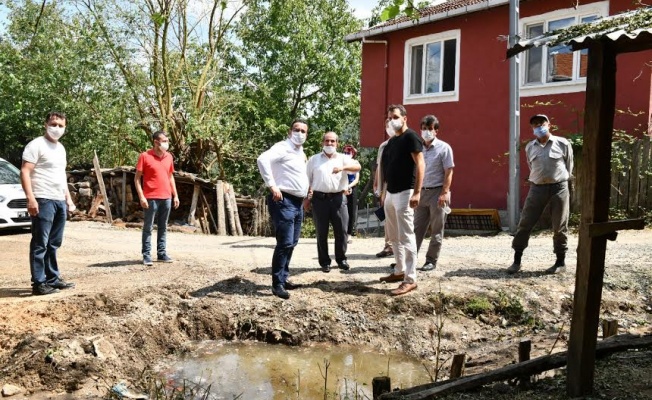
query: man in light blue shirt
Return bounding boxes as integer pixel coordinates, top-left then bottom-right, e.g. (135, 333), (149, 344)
(509, 114), (574, 275)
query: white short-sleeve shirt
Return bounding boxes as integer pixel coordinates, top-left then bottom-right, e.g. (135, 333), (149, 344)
(22, 136), (68, 201)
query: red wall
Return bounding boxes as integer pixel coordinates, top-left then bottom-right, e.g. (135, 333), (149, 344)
(358, 0), (652, 210)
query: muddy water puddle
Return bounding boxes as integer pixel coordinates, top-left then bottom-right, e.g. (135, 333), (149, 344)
(160, 341), (431, 399)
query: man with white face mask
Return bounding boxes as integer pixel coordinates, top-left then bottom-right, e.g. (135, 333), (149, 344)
(508, 114), (574, 275)
(413, 115), (454, 272)
(305, 132), (361, 273)
(21, 111), (76, 295)
(134, 131), (179, 266)
(378, 104), (425, 296)
(257, 119), (310, 299)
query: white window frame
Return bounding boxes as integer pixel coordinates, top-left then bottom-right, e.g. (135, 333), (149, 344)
(403, 29), (461, 105)
(520, 1), (609, 97)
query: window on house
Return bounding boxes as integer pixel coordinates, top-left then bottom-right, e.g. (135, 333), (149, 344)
(409, 39), (457, 95)
(522, 3), (606, 87)
(404, 30), (460, 103)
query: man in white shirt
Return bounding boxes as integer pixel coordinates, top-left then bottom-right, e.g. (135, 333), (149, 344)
(257, 119), (310, 299)
(305, 132), (361, 272)
(21, 112), (76, 296)
(508, 114), (574, 275)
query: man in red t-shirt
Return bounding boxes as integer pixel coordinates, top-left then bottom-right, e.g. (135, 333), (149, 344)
(135, 131), (179, 265)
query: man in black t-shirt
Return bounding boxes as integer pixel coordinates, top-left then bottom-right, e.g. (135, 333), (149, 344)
(378, 104), (424, 296)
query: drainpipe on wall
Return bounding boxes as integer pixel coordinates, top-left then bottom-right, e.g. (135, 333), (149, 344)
(362, 38), (388, 143)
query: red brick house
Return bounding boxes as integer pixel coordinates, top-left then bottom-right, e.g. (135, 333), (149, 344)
(345, 0), (651, 210)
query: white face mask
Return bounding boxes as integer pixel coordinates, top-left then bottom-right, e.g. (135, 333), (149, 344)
(290, 130), (307, 145)
(421, 129), (435, 141)
(159, 142), (170, 151)
(385, 124), (395, 137)
(390, 118), (403, 131)
(46, 126), (65, 140)
(323, 145), (336, 155)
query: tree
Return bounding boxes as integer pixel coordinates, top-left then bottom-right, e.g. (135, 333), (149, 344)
(74, 0), (249, 177)
(0, 0), (141, 167)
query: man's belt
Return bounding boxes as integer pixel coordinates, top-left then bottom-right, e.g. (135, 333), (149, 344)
(312, 191), (343, 199)
(281, 192), (304, 202)
(422, 186), (443, 190)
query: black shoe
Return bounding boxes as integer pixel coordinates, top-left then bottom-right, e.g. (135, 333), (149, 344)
(507, 262), (522, 274)
(32, 284), (60, 296)
(546, 260), (567, 274)
(50, 279), (76, 290)
(321, 264), (331, 273)
(338, 260), (350, 271)
(419, 262), (436, 271)
(285, 280), (302, 290)
(389, 263), (396, 273)
(272, 285), (290, 299)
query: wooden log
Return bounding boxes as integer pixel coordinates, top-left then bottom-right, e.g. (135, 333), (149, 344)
(92, 151), (113, 223)
(252, 207), (259, 237)
(236, 198), (258, 207)
(216, 181), (227, 235)
(449, 354), (466, 379)
(109, 177), (120, 218)
(602, 320), (619, 338)
(88, 193), (103, 218)
(372, 376), (391, 399)
(379, 334), (652, 400)
(188, 184), (200, 227)
(224, 183), (237, 235)
(230, 187), (243, 236)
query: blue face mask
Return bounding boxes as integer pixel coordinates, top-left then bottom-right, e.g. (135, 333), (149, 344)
(533, 125), (549, 138)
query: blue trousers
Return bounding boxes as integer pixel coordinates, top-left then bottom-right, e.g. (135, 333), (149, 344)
(142, 198), (172, 258)
(30, 199), (67, 286)
(268, 193), (303, 286)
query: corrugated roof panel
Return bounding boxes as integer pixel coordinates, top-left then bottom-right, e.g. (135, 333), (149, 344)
(507, 7), (652, 57)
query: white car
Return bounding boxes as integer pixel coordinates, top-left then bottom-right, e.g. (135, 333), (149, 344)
(0, 157), (30, 229)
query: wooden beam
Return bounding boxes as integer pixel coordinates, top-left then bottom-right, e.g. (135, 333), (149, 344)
(588, 219), (645, 238)
(380, 335), (652, 400)
(567, 39), (616, 397)
(121, 171), (127, 218)
(188, 184), (200, 227)
(92, 151), (113, 223)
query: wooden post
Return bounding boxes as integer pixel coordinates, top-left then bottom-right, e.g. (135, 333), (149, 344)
(372, 376), (391, 399)
(121, 171), (127, 218)
(602, 320), (619, 338)
(92, 151), (113, 223)
(450, 354), (466, 379)
(567, 41), (617, 397)
(519, 340), (532, 386)
(200, 190), (218, 234)
(215, 180), (227, 235)
(188, 184), (200, 227)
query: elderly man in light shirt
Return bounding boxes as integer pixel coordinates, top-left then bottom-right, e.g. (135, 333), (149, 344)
(305, 131), (361, 273)
(257, 119), (310, 299)
(508, 114), (574, 275)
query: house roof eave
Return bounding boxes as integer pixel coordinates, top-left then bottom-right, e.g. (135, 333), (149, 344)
(345, 0), (509, 43)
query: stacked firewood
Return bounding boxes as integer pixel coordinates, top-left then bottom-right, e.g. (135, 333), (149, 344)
(64, 167), (269, 236)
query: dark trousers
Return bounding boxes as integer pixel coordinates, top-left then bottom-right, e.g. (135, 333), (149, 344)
(346, 188), (357, 236)
(512, 181), (570, 255)
(268, 193), (303, 286)
(30, 199), (67, 286)
(312, 192), (348, 266)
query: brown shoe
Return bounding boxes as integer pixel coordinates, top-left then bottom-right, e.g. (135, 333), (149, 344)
(379, 273), (404, 283)
(391, 282), (417, 296)
(376, 249), (394, 258)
